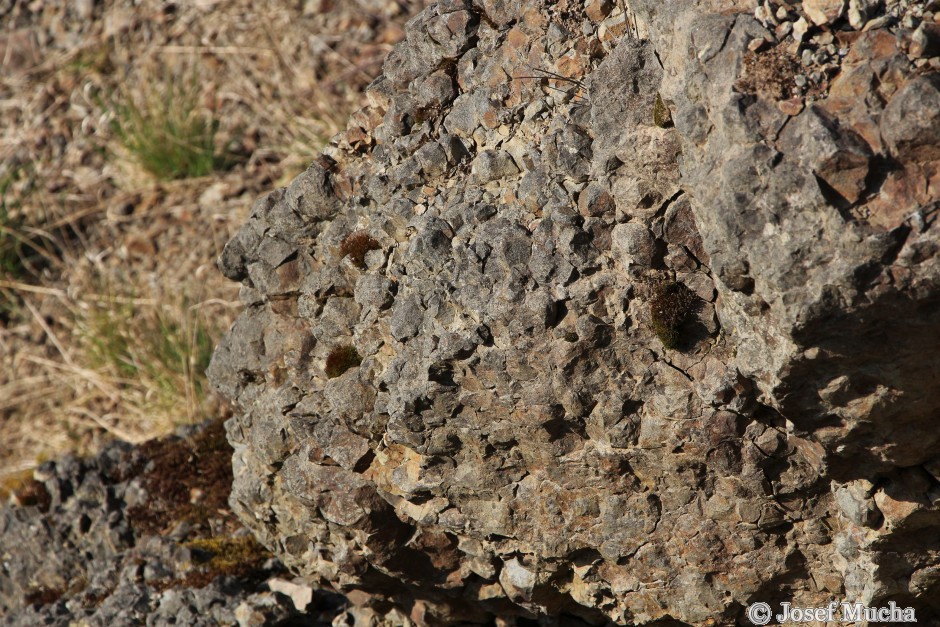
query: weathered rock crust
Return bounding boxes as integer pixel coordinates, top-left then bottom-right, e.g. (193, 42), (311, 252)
(208, 0), (940, 623)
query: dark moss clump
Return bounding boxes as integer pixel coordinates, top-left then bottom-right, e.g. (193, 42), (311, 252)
(649, 279), (698, 350)
(653, 93), (673, 128)
(13, 479), (51, 512)
(126, 418), (235, 537)
(24, 586), (65, 607)
(339, 231), (380, 268)
(325, 345), (361, 379)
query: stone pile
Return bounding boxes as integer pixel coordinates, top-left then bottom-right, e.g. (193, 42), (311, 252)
(750, 0), (940, 103)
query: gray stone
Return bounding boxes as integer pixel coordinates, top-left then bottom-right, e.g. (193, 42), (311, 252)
(881, 74), (940, 162)
(354, 274), (395, 310)
(610, 222), (655, 271)
(470, 149), (519, 183)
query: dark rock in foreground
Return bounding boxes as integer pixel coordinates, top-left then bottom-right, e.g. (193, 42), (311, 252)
(0, 420), (344, 626)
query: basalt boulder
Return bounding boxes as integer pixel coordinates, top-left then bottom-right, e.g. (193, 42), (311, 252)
(208, 0), (940, 623)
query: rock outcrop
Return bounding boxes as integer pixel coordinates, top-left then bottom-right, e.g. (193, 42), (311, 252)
(208, 0), (940, 623)
(0, 420), (345, 626)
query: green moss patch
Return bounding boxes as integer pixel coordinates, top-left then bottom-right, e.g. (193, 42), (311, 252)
(653, 93), (673, 128)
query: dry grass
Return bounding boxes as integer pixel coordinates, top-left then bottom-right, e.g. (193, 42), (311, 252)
(0, 0), (428, 478)
(106, 65), (235, 181)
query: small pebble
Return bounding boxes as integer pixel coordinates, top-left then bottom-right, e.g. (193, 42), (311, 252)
(792, 16), (809, 42)
(754, 2), (773, 24)
(794, 74), (808, 87)
(802, 48), (815, 64)
(864, 15), (889, 30)
(748, 37), (769, 52)
(778, 98), (805, 115)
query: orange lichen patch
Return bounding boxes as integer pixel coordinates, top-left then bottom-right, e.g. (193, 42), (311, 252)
(125, 418), (236, 537)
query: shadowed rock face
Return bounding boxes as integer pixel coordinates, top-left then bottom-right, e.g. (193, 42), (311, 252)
(208, 0), (940, 623)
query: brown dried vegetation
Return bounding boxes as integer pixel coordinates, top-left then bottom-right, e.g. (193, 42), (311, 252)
(736, 45), (802, 101)
(125, 418), (235, 536)
(340, 231), (381, 268)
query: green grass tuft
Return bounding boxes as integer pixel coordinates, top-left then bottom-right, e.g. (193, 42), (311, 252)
(0, 167), (40, 280)
(108, 69), (236, 180)
(0, 205), (27, 280)
(79, 289), (216, 417)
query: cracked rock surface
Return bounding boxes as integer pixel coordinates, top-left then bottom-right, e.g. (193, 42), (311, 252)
(0, 419), (345, 626)
(208, 0), (940, 623)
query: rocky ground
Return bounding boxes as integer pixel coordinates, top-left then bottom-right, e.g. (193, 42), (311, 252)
(0, 418), (351, 625)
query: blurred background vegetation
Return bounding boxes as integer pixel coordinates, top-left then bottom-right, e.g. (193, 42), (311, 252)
(0, 0), (428, 480)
